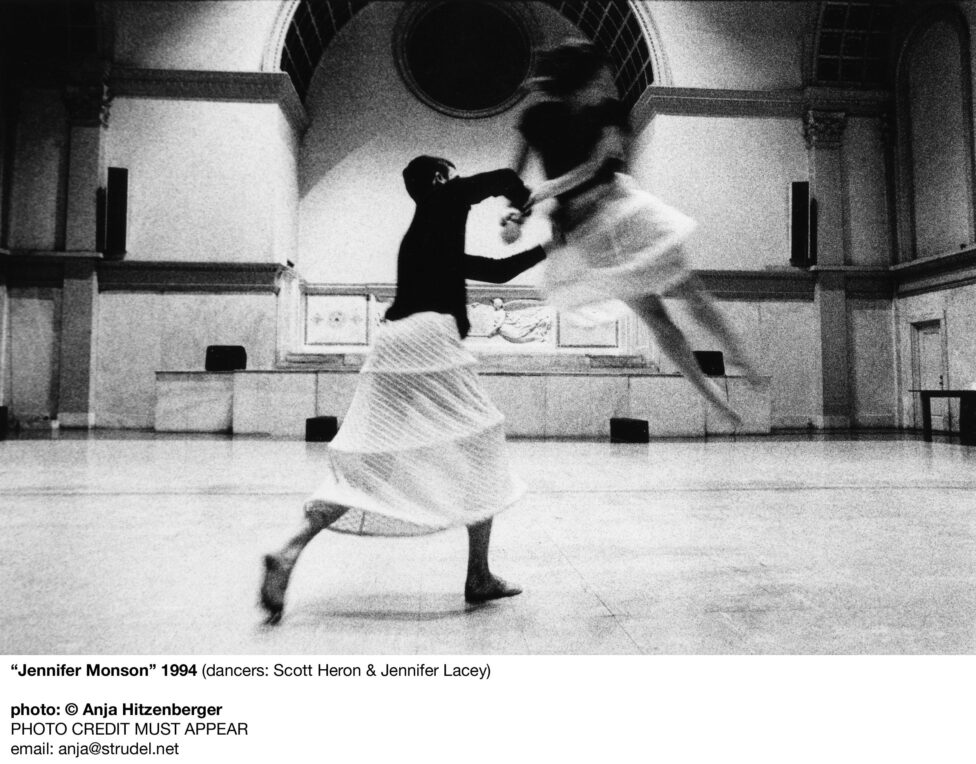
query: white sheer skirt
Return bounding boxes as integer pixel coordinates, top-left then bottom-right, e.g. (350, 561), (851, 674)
(305, 312), (524, 536)
(545, 173), (697, 326)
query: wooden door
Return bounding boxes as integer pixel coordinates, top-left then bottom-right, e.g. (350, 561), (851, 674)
(912, 320), (949, 431)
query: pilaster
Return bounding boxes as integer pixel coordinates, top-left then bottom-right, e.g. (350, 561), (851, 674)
(813, 269), (851, 428)
(0, 257), (9, 409)
(805, 110), (852, 428)
(57, 257), (100, 428)
(58, 70), (109, 428)
(63, 70), (110, 251)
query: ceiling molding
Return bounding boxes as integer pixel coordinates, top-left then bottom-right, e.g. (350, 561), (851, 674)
(110, 68), (309, 134)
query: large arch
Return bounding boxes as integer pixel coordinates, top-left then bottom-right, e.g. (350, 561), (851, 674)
(272, 0), (656, 109)
(893, 4), (975, 261)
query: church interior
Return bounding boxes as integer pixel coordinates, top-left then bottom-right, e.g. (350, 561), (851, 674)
(1, 0), (975, 655)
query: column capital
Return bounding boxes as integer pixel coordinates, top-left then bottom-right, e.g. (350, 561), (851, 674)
(803, 109), (847, 149)
(63, 64), (112, 127)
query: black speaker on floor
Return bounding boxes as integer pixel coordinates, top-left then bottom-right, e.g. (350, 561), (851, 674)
(306, 416), (339, 442)
(693, 351), (725, 377)
(97, 167), (128, 260)
(205, 345), (247, 371)
(0, 406), (8, 440)
(610, 417), (649, 443)
(790, 180), (810, 267)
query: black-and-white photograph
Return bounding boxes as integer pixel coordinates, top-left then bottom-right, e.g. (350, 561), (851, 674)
(1, 0), (975, 666)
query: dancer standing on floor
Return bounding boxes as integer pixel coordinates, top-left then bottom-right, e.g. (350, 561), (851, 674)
(506, 40), (761, 424)
(260, 156), (544, 624)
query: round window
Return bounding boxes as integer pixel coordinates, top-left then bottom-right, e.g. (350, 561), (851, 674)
(394, 1), (535, 119)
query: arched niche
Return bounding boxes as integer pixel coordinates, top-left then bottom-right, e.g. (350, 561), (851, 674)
(895, 7), (976, 260)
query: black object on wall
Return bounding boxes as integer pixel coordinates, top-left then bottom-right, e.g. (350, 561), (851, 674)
(306, 416), (339, 442)
(205, 345), (247, 372)
(809, 197), (819, 265)
(790, 180), (810, 267)
(0, 406), (8, 440)
(97, 167), (128, 260)
(610, 417), (649, 443)
(693, 351), (726, 377)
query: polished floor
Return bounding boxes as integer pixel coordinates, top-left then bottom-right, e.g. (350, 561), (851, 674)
(1, 431), (974, 654)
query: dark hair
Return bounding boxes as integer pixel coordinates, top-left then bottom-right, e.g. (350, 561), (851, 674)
(531, 39), (606, 96)
(402, 155), (455, 201)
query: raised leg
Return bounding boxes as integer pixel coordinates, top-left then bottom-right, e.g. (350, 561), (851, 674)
(464, 518), (522, 604)
(628, 293), (742, 428)
(671, 275), (763, 387)
(260, 504), (347, 625)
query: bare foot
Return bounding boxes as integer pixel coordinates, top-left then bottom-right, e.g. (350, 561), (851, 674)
(259, 554), (293, 625)
(464, 575), (522, 604)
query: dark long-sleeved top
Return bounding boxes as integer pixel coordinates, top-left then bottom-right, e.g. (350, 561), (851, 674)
(518, 97), (629, 202)
(385, 169), (545, 338)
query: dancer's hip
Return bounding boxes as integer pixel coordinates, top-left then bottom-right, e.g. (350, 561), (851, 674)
(365, 311), (477, 374)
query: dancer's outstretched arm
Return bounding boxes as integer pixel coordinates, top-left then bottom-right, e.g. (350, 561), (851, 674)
(464, 245), (546, 283)
(451, 169), (531, 210)
(510, 137), (531, 176)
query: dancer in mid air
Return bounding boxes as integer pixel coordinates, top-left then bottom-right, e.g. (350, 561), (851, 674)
(506, 40), (761, 424)
(260, 156), (545, 624)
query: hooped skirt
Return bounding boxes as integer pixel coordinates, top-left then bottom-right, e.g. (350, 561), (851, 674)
(304, 312), (524, 536)
(545, 173), (698, 326)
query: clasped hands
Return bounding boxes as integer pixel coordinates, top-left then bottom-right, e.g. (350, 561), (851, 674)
(500, 180), (558, 232)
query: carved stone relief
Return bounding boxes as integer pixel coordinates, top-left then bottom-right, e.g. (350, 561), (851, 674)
(467, 297), (553, 345)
